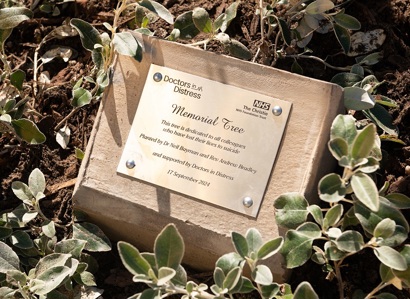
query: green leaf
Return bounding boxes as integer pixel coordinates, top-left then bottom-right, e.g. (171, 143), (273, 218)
(325, 241), (348, 261)
(213, 267), (225, 288)
(225, 39), (252, 60)
(374, 246), (407, 271)
(344, 87), (375, 111)
(223, 266), (242, 291)
(75, 148), (85, 160)
(333, 13), (361, 30)
(307, 205), (323, 226)
(351, 124), (376, 160)
(11, 119), (46, 144)
(139, 288), (160, 299)
(334, 23), (350, 53)
(359, 52), (383, 66)
(216, 252), (244, 275)
(385, 193), (410, 209)
(174, 11), (200, 39)
(214, 2), (239, 33)
(319, 173), (347, 203)
(360, 157), (380, 173)
(29, 168), (46, 196)
(138, 0), (174, 24)
(70, 19), (102, 51)
(305, 0), (334, 14)
(261, 284), (280, 298)
(354, 198), (409, 239)
(351, 173), (379, 212)
(54, 239), (86, 259)
(330, 114), (357, 144)
(335, 230), (364, 253)
(0, 227), (12, 239)
(351, 64), (365, 76)
(324, 204), (343, 229)
(331, 72), (363, 87)
(0, 28), (12, 47)
(10, 231), (33, 249)
(281, 230), (313, 268)
(363, 104), (398, 136)
(297, 222), (322, 239)
(192, 8), (213, 33)
(73, 271), (96, 286)
(231, 232), (248, 258)
(328, 137), (348, 161)
(274, 192), (309, 229)
(154, 224), (184, 270)
(11, 181), (32, 203)
(30, 266), (71, 295)
(374, 218), (396, 239)
(257, 237), (283, 260)
(293, 281), (319, 299)
(157, 267), (176, 285)
(278, 18), (292, 46)
(118, 242), (151, 276)
(245, 228), (263, 254)
(10, 69), (25, 91)
(73, 222), (111, 252)
(0, 241), (20, 273)
(72, 87), (92, 108)
(34, 253), (71, 277)
(379, 263), (396, 284)
(231, 277), (255, 294)
(374, 95), (398, 108)
(222, 1), (239, 32)
(0, 7), (33, 29)
(112, 31), (142, 62)
(251, 265), (272, 285)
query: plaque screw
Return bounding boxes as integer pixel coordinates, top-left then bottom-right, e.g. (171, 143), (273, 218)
(243, 196), (253, 208)
(153, 72), (163, 82)
(272, 105), (282, 116)
(126, 159), (136, 169)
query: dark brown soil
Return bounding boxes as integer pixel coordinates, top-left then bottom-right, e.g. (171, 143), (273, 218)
(1, 0), (409, 298)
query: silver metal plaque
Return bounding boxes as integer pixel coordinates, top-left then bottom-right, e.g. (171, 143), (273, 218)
(117, 64), (292, 216)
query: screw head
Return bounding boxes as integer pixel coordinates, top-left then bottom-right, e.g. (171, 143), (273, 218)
(272, 105), (282, 116)
(243, 196), (253, 208)
(153, 72), (163, 82)
(125, 159), (136, 169)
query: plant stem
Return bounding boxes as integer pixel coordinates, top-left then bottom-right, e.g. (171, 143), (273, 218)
(287, 54), (353, 72)
(364, 282), (390, 299)
(334, 260), (345, 299)
(55, 107), (80, 131)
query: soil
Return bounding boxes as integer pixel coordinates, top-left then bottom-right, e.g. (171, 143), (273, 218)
(1, 0), (409, 298)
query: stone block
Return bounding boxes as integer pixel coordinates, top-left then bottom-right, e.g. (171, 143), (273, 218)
(73, 34), (344, 282)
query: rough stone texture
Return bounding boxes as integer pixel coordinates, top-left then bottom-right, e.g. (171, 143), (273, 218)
(73, 34), (344, 282)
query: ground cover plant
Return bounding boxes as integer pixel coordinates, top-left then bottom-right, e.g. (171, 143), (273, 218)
(1, 0), (410, 298)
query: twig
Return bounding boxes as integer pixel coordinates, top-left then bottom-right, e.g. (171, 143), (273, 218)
(55, 107), (80, 131)
(46, 178), (77, 196)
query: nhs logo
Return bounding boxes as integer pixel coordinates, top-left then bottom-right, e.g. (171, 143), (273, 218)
(253, 100), (270, 110)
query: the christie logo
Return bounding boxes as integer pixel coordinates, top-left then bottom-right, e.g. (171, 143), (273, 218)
(253, 100), (271, 110)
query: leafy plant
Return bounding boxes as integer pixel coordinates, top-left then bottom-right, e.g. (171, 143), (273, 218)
(0, 6), (46, 144)
(330, 65), (403, 144)
(255, 0), (361, 66)
(0, 168), (112, 298)
(169, 1), (252, 60)
(274, 114), (410, 299)
(118, 223), (319, 299)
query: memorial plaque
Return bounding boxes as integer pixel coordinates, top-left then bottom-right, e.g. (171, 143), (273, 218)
(117, 64), (292, 216)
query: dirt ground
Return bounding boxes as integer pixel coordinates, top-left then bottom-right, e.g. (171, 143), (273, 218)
(1, 0), (409, 298)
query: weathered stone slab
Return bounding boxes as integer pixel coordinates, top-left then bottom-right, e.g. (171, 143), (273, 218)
(73, 34), (344, 282)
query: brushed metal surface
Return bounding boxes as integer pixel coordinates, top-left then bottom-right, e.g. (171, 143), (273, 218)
(117, 64), (291, 216)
